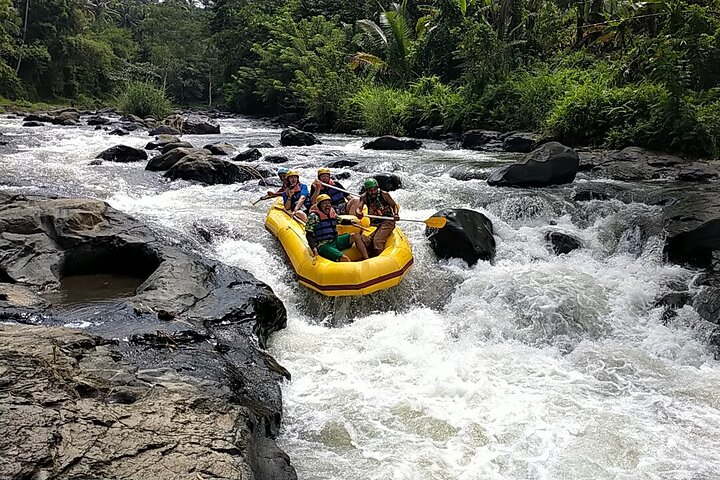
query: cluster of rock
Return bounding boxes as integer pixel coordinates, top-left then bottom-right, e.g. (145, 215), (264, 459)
(0, 192), (297, 479)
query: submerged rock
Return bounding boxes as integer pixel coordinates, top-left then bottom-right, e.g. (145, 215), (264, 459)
(146, 147), (210, 171)
(425, 208), (496, 266)
(545, 230), (583, 255)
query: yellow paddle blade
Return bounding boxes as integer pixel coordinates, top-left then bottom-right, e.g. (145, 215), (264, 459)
(425, 216), (447, 228)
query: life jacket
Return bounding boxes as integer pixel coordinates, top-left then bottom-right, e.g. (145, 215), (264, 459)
(321, 180), (346, 206)
(309, 206), (337, 243)
(366, 190), (393, 221)
(283, 183), (308, 210)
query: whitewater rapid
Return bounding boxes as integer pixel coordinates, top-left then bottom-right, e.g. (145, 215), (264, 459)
(1, 114), (719, 479)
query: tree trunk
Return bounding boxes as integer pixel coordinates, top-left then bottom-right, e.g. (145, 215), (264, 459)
(15, 0), (30, 74)
(208, 68), (212, 107)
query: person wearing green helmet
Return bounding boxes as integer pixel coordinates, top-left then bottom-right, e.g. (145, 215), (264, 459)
(306, 194), (369, 262)
(355, 177), (399, 257)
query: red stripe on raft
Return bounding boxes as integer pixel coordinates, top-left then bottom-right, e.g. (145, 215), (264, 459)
(266, 225), (413, 293)
(297, 257), (414, 292)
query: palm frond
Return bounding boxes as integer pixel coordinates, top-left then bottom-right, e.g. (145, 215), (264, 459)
(350, 52), (389, 71)
(355, 19), (387, 49)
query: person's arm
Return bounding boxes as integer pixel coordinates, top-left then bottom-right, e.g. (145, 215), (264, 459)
(294, 185), (309, 213)
(355, 193), (366, 217)
(309, 184), (319, 205)
(382, 191), (400, 219)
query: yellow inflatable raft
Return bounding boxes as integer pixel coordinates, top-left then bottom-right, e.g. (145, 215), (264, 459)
(264, 201), (413, 296)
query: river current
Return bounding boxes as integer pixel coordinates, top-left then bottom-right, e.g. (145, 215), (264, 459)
(1, 115), (719, 479)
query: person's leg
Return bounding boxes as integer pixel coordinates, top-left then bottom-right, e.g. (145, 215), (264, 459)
(371, 221), (394, 253)
(360, 233), (377, 257)
(351, 232), (369, 260)
(318, 240), (344, 261)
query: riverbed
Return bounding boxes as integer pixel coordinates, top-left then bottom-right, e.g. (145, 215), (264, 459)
(1, 114), (718, 479)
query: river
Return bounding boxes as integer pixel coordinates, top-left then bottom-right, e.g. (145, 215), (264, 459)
(1, 114), (719, 479)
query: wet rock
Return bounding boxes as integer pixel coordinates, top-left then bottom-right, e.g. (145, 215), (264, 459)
(149, 125), (182, 136)
(203, 142), (234, 155)
(160, 141), (194, 153)
(363, 136), (422, 150)
(145, 135), (181, 150)
(571, 182), (634, 203)
(656, 185), (720, 270)
(325, 159), (359, 169)
(88, 159), (102, 166)
(22, 121), (43, 127)
(351, 129), (368, 136)
(693, 273), (720, 325)
(487, 142), (579, 187)
(248, 142), (274, 149)
(545, 230), (583, 255)
(425, 208), (496, 266)
(592, 147), (687, 181)
(146, 147), (210, 172)
(677, 162), (720, 182)
(193, 218), (231, 243)
(109, 128), (129, 136)
(447, 166), (489, 181)
(86, 115), (111, 126)
(577, 150), (605, 171)
(373, 173), (402, 192)
(0, 325), (296, 480)
(502, 132), (538, 152)
(164, 156), (247, 184)
(23, 113), (55, 123)
(334, 172), (351, 180)
(52, 111), (80, 125)
(96, 145), (148, 163)
(234, 148), (262, 162)
(460, 129), (501, 150)
(120, 114), (145, 124)
(280, 127), (321, 147)
(0, 284), (48, 310)
(264, 155), (290, 164)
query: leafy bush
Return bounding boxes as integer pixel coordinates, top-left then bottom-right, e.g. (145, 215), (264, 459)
(548, 82), (716, 156)
(118, 82), (172, 119)
(401, 76), (465, 131)
(0, 60), (23, 99)
(341, 85), (410, 135)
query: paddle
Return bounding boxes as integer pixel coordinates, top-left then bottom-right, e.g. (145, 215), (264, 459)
(318, 181), (447, 229)
(252, 194), (273, 206)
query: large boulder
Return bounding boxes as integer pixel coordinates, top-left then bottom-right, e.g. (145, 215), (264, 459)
(487, 142), (579, 187)
(96, 145), (148, 163)
(373, 173), (402, 192)
(280, 127), (321, 147)
(146, 147), (210, 171)
(363, 136), (422, 150)
(651, 185), (720, 270)
(0, 192), (296, 480)
(592, 147), (687, 181)
(502, 132), (538, 152)
(425, 208), (496, 266)
(460, 129), (501, 150)
(145, 135), (180, 150)
(164, 156), (248, 184)
(52, 110), (80, 126)
(234, 148), (262, 162)
(545, 230), (583, 255)
(203, 142), (234, 155)
(160, 141), (194, 153)
(163, 115), (220, 135)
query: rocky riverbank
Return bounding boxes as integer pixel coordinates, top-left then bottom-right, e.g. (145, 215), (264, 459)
(0, 191), (296, 479)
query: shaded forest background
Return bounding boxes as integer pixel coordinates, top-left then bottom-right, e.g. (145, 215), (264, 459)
(1, 0), (719, 156)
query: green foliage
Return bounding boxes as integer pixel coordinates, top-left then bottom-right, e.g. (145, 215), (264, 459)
(342, 85), (410, 135)
(547, 82), (716, 156)
(401, 76), (465, 130)
(118, 82), (172, 119)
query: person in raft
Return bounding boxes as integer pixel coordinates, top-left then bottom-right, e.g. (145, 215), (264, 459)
(282, 170), (309, 222)
(306, 194), (369, 262)
(266, 166), (289, 198)
(354, 177), (399, 257)
(309, 167), (350, 214)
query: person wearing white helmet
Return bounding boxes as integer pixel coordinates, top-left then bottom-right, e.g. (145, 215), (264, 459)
(310, 167), (350, 214)
(306, 194), (368, 262)
(282, 170), (308, 221)
(266, 166), (289, 198)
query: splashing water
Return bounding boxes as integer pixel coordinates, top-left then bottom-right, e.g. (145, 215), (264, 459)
(1, 114), (719, 479)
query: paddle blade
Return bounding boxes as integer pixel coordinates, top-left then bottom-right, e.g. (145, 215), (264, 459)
(424, 216), (447, 228)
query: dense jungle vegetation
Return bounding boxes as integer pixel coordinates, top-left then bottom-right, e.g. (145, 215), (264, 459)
(1, 0), (719, 156)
